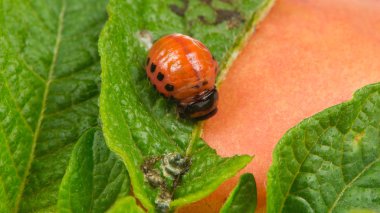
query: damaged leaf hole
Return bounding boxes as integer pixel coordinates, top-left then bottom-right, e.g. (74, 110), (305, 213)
(141, 153), (191, 212)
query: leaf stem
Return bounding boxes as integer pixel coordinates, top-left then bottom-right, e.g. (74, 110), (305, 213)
(185, 122), (203, 157)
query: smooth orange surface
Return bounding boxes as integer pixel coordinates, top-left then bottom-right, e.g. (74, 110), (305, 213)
(179, 0), (380, 212)
(147, 34), (216, 101)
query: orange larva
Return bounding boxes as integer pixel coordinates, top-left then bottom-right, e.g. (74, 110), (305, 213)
(146, 33), (218, 120)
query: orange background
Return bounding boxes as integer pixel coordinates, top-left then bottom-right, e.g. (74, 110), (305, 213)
(180, 0), (380, 212)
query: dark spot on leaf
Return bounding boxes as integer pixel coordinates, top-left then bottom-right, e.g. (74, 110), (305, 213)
(198, 16), (208, 24)
(165, 84), (174, 91)
(150, 63), (156, 73)
(215, 9), (245, 27)
(197, 8), (244, 29)
(201, 0), (212, 4)
(157, 72), (164, 81)
(169, 0), (189, 17)
(220, 0), (234, 3)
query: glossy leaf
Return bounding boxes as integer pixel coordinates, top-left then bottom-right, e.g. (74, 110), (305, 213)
(267, 83), (380, 213)
(0, 0), (107, 211)
(220, 173), (257, 213)
(58, 128), (130, 213)
(106, 197), (145, 213)
(99, 0), (274, 211)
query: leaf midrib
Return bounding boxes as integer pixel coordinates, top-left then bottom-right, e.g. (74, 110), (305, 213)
(14, 2), (67, 212)
(277, 126), (330, 212)
(277, 92), (378, 212)
(328, 158), (380, 213)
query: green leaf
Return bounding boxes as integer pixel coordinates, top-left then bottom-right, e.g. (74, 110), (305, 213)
(267, 83), (380, 213)
(99, 0), (274, 211)
(58, 128), (130, 213)
(220, 173), (257, 213)
(0, 0), (108, 211)
(106, 197), (145, 213)
(348, 209), (379, 213)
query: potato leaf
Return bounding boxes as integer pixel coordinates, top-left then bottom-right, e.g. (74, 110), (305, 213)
(220, 173), (257, 213)
(0, 0), (108, 211)
(348, 210), (379, 213)
(267, 83), (380, 213)
(99, 0), (274, 211)
(107, 197), (145, 213)
(58, 128), (130, 213)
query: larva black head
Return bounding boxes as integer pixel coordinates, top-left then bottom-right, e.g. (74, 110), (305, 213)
(178, 88), (218, 121)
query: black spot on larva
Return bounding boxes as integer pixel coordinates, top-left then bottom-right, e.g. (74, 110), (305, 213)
(192, 85), (200, 89)
(202, 81), (208, 86)
(150, 63), (156, 73)
(157, 72), (164, 81)
(146, 57), (150, 65)
(165, 84), (174, 91)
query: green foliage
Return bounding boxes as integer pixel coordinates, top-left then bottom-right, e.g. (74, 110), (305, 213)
(348, 209), (379, 213)
(106, 197), (145, 213)
(220, 173), (257, 213)
(267, 83), (380, 213)
(58, 128), (130, 213)
(0, 0), (108, 212)
(98, 0), (273, 211)
(0, 0), (274, 212)
(4, 0), (379, 212)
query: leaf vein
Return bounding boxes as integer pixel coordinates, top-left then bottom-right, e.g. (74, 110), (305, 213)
(17, 56), (47, 82)
(0, 124), (22, 180)
(15, 2), (67, 211)
(328, 158), (380, 212)
(52, 61), (99, 81)
(0, 74), (35, 133)
(45, 94), (98, 118)
(278, 126), (329, 211)
(0, 176), (12, 209)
